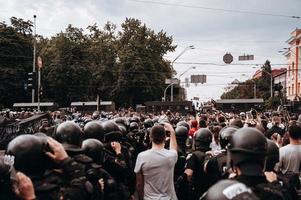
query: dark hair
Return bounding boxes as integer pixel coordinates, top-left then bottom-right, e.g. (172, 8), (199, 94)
(199, 120), (207, 128)
(288, 124), (301, 140)
(150, 125), (166, 144)
(218, 116), (225, 123)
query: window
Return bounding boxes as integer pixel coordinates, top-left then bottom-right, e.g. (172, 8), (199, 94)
(298, 83), (301, 95)
(292, 62), (295, 75)
(292, 84), (295, 95)
(289, 86), (291, 95)
(288, 65), (291, 76)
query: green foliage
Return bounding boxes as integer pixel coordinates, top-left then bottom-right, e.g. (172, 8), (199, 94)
(1, 17), (175, 107)
(113, 18), (176, 106)
(265, 96), (281, 110)
(221, 60), (273, 101)
(0, 17), (33, 108)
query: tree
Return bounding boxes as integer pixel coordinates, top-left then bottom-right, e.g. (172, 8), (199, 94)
(1, 17), (177, 108)
(86, 22), (118, 101)
(38, 25), (92, 106)
(0, 17), (33, 108)
(113, 18), (176, 106)
(221, 60), (273, 103)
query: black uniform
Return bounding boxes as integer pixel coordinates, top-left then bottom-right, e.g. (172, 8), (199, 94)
(228, 128), (294, 200)
(184, 128), (221, 200)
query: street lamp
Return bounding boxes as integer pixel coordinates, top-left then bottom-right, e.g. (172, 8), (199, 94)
(32, 15), (37, 104)
(170, 45), (195, 102)
(163, 66), (196, 102)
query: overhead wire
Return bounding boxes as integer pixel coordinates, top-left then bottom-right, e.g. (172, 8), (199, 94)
(128, 0), (301, 19)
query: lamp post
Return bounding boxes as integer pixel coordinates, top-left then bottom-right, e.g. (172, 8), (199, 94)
(32, 15), (36, 103)
(164, 66), (196, 102)
(170, 45), (194, 102)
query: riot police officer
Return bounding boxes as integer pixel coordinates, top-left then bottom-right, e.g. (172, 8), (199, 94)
(101, 120), (136, 198)
(6, 134), (90, 200)
(183, 128), (220, 200)
(82, 138), (126, 200)
(174, 125), (189, 199)
(55, 121), (104, 199)
(214, 126), (237, 178)
(228, 127), (293, 199)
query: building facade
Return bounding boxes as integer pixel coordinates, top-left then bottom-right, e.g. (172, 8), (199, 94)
(285, 28), (301, 100)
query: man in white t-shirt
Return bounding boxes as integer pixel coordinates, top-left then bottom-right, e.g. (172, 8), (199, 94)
(277, 124), (301, 174)
(134, 123), (178, 200)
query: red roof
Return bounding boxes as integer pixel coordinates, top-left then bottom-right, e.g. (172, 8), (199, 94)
(272, 68), (286, 78)
(252, 68), (286, 79)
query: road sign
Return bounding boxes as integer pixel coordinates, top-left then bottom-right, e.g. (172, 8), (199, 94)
(239, 54), (254, 61)
(165, 78), (180, 84)
(223, 53), (233, 64)
(191, 74), (207, 84)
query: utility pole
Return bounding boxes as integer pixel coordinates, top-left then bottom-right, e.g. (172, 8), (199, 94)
(32, 15), (37, 103)
(170, 45), (194, 102)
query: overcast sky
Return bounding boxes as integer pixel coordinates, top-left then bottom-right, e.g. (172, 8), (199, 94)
(1, 0), (300, 101)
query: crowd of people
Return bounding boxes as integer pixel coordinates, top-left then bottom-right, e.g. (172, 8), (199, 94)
(0, 108), (301, 200)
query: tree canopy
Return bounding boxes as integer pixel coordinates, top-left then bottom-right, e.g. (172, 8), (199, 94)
(221, 60), (285, 109)
(0, 17), (176, 108)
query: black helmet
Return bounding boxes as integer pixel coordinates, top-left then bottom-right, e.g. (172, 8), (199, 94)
(266, 139), (279, 171)
(144, 119), (154, 129)
(114, 117), (128, 127)
(84, 121), (105, 142)
(6, 135), (50, 176)
(177, 121), (190, 131)
(129, 122), (139, 132)
(219, 127), (238, 149)
(228, 128), (267, 176)
(194, 128), (212, 151)
(102, 120), (123, 142)
(201, 179), (258, 200)
(55, 121), (83, 146)
(81, 139), (105, 164)
(175, 126), (188, 140)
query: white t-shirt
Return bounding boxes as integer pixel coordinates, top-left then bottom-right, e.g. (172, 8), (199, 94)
(134, 148), (178, 200)
(278, 144), (301, 174)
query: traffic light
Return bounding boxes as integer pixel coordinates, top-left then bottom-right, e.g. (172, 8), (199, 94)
(27, 72), (37, 90)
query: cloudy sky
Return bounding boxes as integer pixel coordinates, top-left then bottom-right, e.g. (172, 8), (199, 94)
(1, 0), (300, 101)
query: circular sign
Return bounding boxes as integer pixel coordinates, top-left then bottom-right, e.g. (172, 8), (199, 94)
(223, 53), (233, 64)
